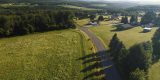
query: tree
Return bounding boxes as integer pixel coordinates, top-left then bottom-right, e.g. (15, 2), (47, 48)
(98, 15), (104, 21)
(109, 33), (129, 80)
(130, 15), (138, 25)
(141, 11), (156, 25)
(121, 16), (128, 24)
(124, 16), (129, 24)
(109, 33), (128, 62)
(154, 16), (160, 27)
(129, 68), (146, 80)
(0, 11), (76, 37)
(152, 28), (160, 61)
(75, 12), (88, 20)
(0, 16), (9, 36)
(109, 33), (120, 56)
(89, 14), (96, 21)
(127, 42), (152, 72)
(121, 17), (125, 23)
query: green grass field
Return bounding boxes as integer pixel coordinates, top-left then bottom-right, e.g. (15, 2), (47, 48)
(58, 5), (98, 10)
(90, 4), (108, 7)
(149, 62), (160, 80)
(89, 21), (158, 48)
(0, 3), (30, 8)
(0, 29), (99, 80)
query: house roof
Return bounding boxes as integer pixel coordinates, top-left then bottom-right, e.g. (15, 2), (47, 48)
(120, 24), (134, 29)
(144, 27), (152, 30)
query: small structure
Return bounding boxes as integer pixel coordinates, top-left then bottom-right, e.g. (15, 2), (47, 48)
(87, 21), (99, 26)
(118, 24), (134, 30)
(143, 27), (152, 32)
(142, 23), (153, 32)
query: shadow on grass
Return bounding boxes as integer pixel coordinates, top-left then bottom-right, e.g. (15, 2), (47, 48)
(78, 50), (113, 80)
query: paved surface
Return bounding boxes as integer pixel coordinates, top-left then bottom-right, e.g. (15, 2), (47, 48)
(81, 27), (122, 80)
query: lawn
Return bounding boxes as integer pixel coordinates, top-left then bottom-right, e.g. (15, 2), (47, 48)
(149, 62), (160, 80)
(0, 29), (98, 80)
(89, 21), (158, 49)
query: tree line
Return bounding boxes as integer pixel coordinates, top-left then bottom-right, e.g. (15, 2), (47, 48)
(109, 34), (153, 80)
(121, 11), (160, 27)
(0, 11), (75, 37)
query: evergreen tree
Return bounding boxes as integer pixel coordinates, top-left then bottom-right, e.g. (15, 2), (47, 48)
(129, 68), (146, 80)
(109, 33), (120, 55)
(141, 11), (156, 25)
(121, 17), (125, 23)
(98, 15), (104, 21)
(154, 16), (160, 27)
(89, 14), (96, 21)
(130, 15), (138, 25)
(121, 16), (128, 24)
(109, 33), (128, 62)
(124, 16), (129, 24)
(152, 28), (160, 61)
(127, 42), (152, 72)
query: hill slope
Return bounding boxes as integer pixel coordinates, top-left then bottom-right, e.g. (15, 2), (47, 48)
(0, 29), (94, 79)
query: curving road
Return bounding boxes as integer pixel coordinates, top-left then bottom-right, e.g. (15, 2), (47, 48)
(81, 27), (122, 80)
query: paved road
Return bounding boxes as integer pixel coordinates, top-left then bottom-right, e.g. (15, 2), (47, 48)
(81, 27), (122, 80)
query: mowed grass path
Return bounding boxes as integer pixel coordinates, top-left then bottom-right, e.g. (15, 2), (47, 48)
(89, 21), (158, 48)
(0, 29), (94, 80)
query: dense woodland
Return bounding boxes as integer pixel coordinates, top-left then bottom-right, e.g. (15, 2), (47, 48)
(0, 11), (76, 37)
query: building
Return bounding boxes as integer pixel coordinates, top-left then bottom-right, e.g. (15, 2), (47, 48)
(87, 21), (99, 26)
(118, 24), (134, 30)
(143, 27), (152, 32)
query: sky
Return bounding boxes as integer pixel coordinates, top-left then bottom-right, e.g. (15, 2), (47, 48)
(101, 0), (160, 4)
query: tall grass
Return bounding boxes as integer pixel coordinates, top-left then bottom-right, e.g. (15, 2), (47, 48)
(0, 29), (94, 80)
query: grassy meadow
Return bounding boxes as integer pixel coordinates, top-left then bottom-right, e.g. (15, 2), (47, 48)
(149, 62), (160, 80)
(0, 29), (98, 80)
(89, 21), (158, 48)
(58, 5), (98, 10)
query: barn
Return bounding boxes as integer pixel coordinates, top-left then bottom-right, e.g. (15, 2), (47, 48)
(143, 27), (152, 32)
(118, 24), (134, 30)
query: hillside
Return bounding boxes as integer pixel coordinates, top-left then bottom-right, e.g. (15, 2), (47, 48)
(0, 29), (95, 79)
(127, 5), (160, 12)
(0, 0), (138, 9)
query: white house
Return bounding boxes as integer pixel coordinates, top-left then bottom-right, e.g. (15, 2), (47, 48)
(88, 21), (99, 26)
(143, 27), (152, 32)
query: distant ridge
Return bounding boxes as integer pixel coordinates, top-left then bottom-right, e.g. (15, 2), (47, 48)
(0, 0), (74, 3)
